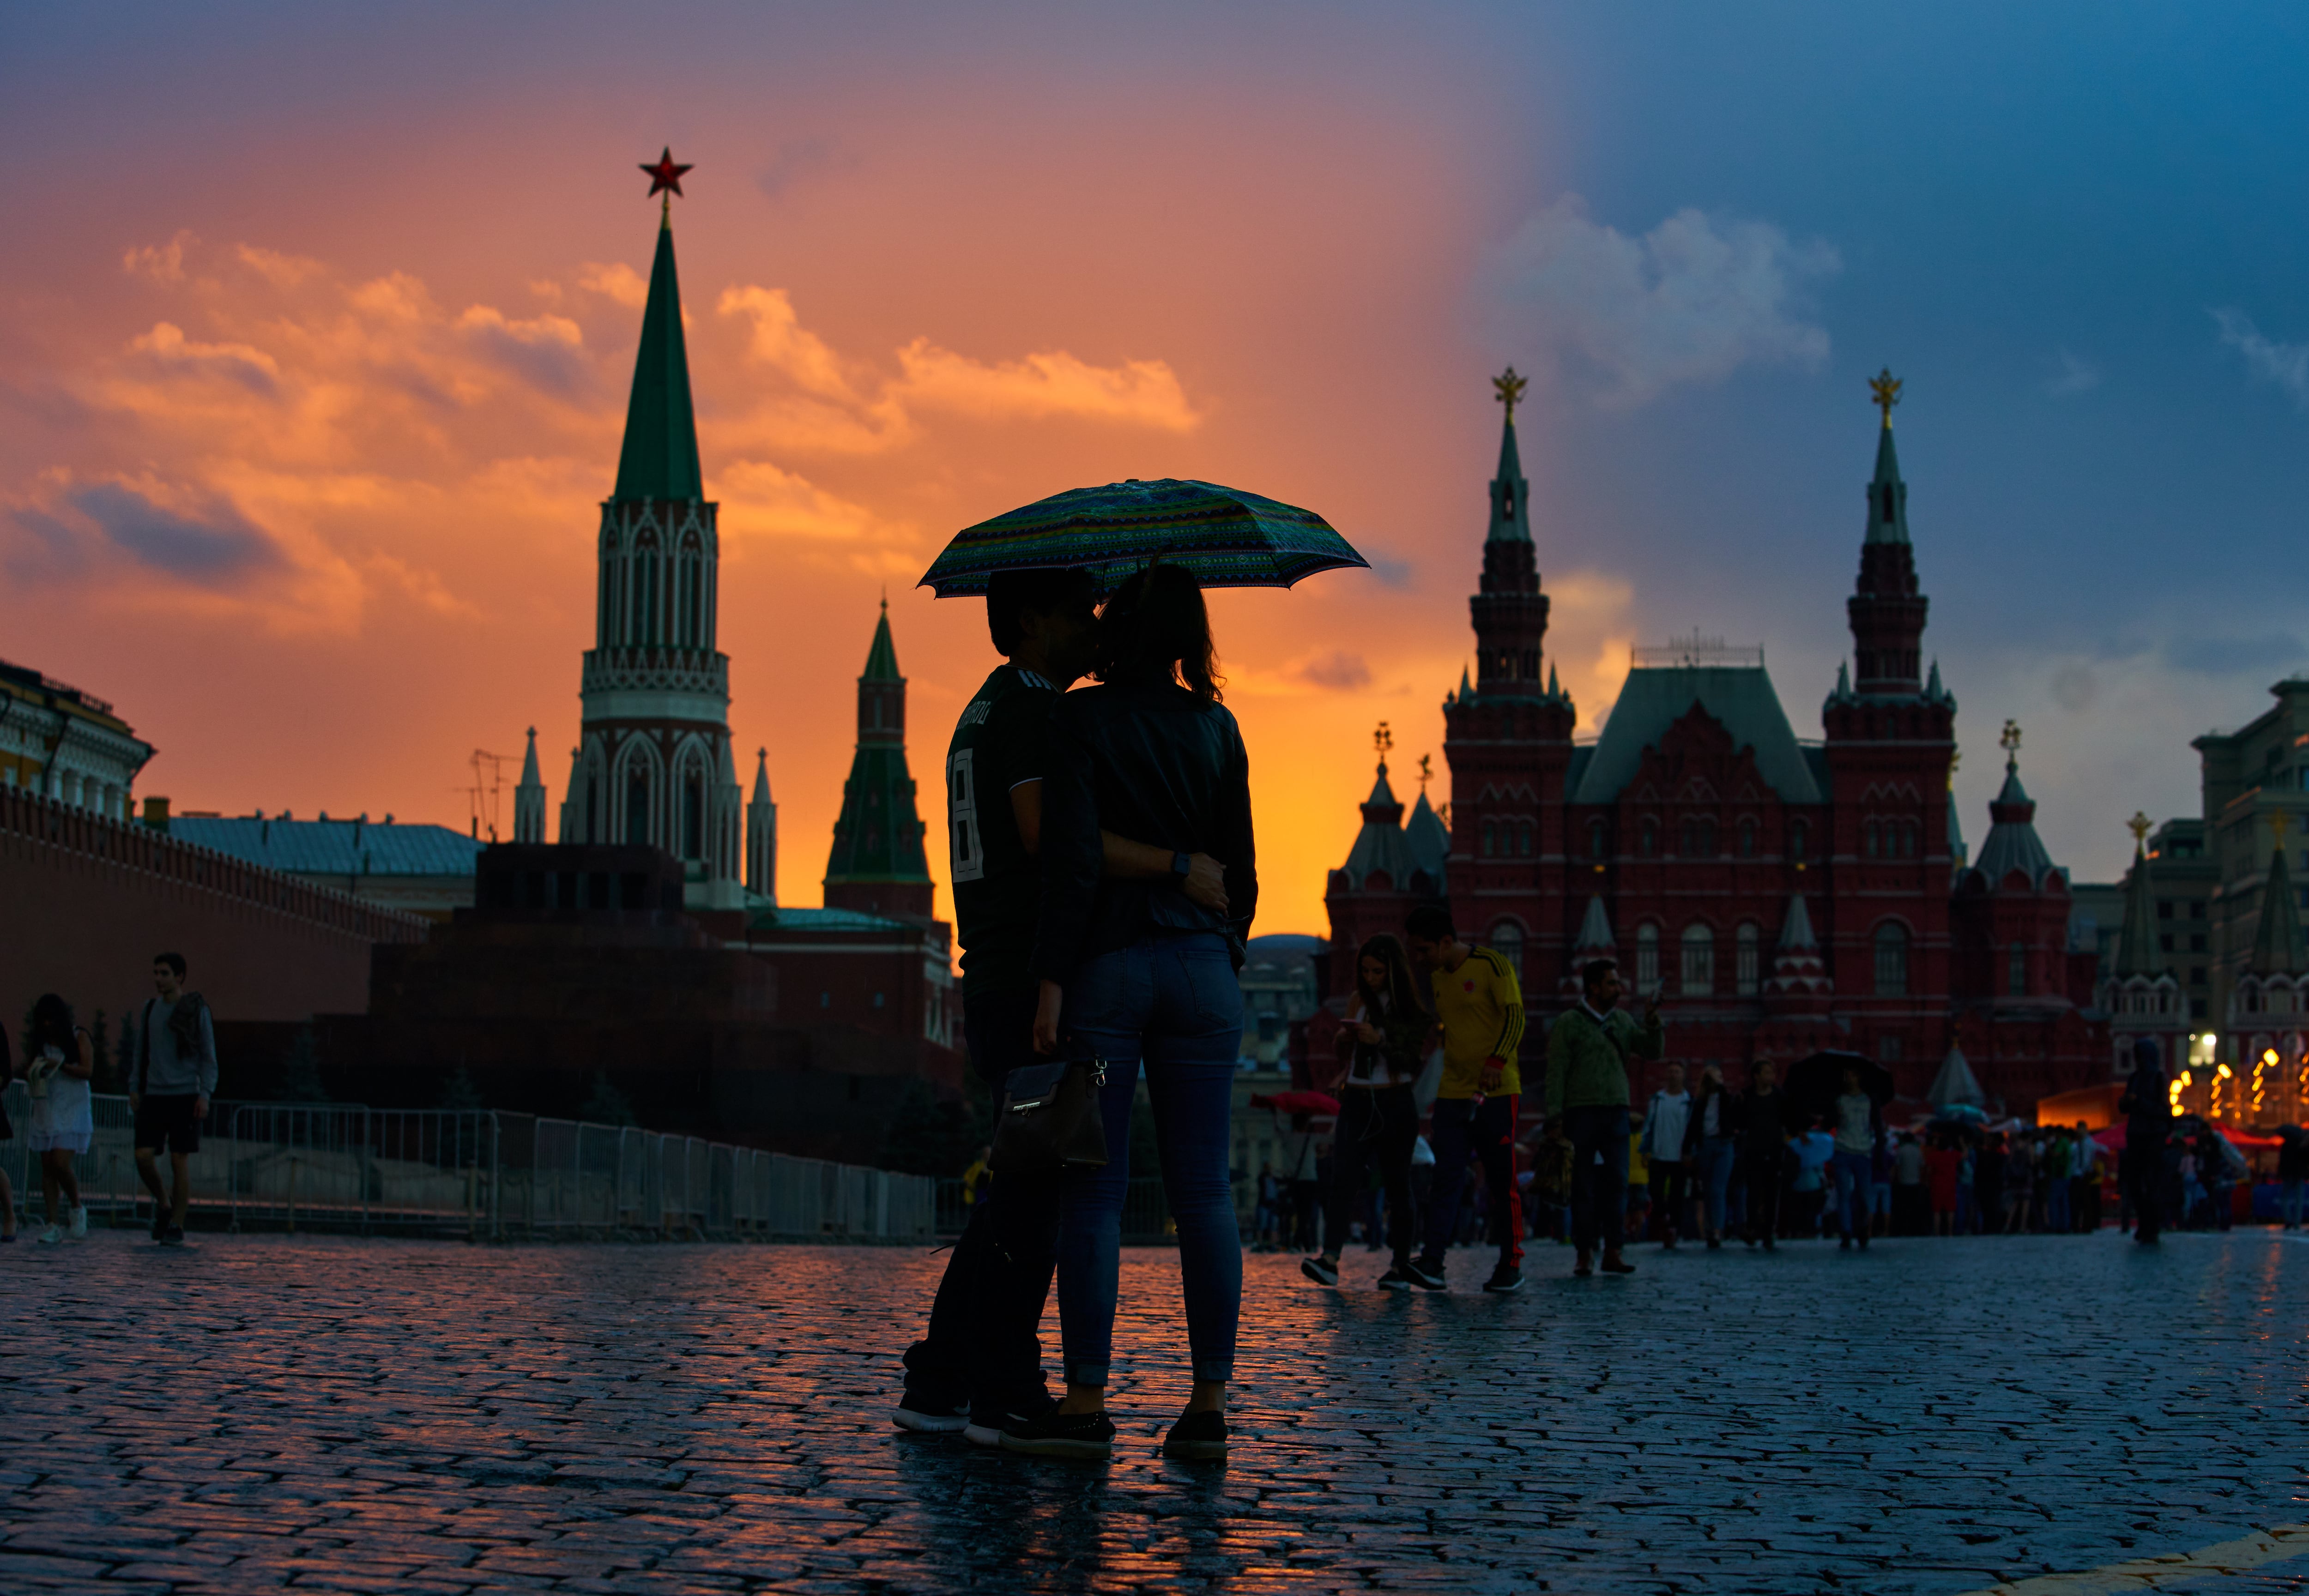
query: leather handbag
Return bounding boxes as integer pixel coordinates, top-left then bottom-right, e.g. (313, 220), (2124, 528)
(991, 1056), (1110, 1175)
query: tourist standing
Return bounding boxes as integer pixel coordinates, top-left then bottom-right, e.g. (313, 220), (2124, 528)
(1735, 1060), (1790, 1249)
(25, 994), (95, 1245)
(1542, 958), (1665, 1278)
(133, 953), (217, 1247)
(1923, 1133), (1960, 1236)
(1022, 564), (1257, 1462)
(2071, 1123), (2103, 1232)
(1305, 934), (1430, 1290)
(895, 566), (1224, 1444)
(1689, 1064), (1737, 1249)
(1891, 1132), (1925, 1236)
(1638, 1063), (1693, 1249)
(2278, 1129), (2307, 1231)
(1998, 1134), (2034, 1234)
(1404, 905), (1531, 1294)
(1828, 1066), (1880, 1251)
(1971, 1130), (2001, 1235)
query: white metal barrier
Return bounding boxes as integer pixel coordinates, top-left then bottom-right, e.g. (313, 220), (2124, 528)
(0, 1084), (934, 1243)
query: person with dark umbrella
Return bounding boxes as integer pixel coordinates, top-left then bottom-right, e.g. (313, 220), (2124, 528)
(2116, 1037), (2174, 1245)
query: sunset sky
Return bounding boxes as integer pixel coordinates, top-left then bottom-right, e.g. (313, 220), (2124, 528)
(8, 3), (2309, 934)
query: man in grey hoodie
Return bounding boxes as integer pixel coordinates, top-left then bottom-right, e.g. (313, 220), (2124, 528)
(132, 952), (217, 1246)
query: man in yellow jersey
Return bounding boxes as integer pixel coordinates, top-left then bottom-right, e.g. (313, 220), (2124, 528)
(1403, 904), (1527, 1294)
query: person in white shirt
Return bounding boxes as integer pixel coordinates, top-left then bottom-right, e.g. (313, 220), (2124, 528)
(24, 994), (96, 1246)
(1638, 1064), (1693, 1249)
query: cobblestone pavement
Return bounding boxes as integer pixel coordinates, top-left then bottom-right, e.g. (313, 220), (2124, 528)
(1, 1229), (2305, 1594)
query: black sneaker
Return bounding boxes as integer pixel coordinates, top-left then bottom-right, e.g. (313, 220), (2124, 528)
(892, 1396), (969, 1435)
(966, 1394), (1053, 1448)
(1161, 1409), (1228, 1462)
(1299, 1255), (1340, 1287)
(1403, 1258), (1447, 1291)
(1375, 1266), (1414, 1291)
(162, 1226), (187, 1248)
(150, 1209), (167, 1242)
(1482, 1265), (1524, 1294)
(1000, 1407), (1114, 1460)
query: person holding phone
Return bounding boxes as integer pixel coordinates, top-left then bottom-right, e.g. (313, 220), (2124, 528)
(1303, 933), (1432, 1291)
(25, 993), (96, 1246)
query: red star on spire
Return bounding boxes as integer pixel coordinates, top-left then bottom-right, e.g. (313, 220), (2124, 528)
(640, 147), (693, 199)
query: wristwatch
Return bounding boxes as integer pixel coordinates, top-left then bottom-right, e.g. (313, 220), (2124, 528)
(1170, 850), (1193, 883)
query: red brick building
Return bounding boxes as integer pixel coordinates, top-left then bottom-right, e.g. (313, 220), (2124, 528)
(1324, 379), (2103, 1116)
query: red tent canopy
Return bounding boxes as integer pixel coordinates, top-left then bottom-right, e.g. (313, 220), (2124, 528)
(2093, 1121), (2284, 1153)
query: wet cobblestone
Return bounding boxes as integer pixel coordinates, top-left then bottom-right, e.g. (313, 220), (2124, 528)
(0, 1230), (2305, 1593)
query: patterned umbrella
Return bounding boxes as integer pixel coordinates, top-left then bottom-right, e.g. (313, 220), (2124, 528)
(917, 477), (1368, 597)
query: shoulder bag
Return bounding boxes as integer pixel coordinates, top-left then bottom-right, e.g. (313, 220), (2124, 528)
(991, 1055), (1109, 1175)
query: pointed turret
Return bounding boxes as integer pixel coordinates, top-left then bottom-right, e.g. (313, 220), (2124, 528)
(1840, 369), (1932, 697)
(1488, 408), (1532, 544)
(1765, 893), (1832, 1006)
(1927, 1044), (1985, 1110)
(824, 601), (934, 920)
(612, 218), (704, 503)
(1342, 760), (1420, 891)
(1972, 733), (2055, 890)
(1406, 789), (1451, 887)
(1468, 369), (1553, 697)
(1865, 420), (1910, 546)
(2113, 840), (2161, 978)
(513, 727), (547, 844)
(2251, 831), (2308, 977)
(746, 747), (778, 905)
(1572, 895), (1615, 955)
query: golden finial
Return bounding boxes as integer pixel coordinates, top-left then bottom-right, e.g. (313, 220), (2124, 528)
(2128, 812), (2153, 849)
(1417, 753), (1433, 794)
(1373, 720), (1393, 770)
(2000, 718), (2021, 768)
(1493, 367), (1529, 426)
(1869, 367), (1902, 429)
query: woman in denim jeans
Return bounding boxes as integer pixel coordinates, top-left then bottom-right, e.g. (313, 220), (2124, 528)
(1686, 1064), (1738, 1249)
(1010, 564), (1257, 1464)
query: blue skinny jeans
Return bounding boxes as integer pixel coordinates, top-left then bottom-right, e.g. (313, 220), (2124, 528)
(1054, 933), (1244, 1389)
(1831, 1150), (1874, 1237)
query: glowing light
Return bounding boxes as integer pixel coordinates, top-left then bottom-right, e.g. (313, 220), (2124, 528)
(2264, 1049), (2280, 1066)
(2217, 1063), (2234, 1080)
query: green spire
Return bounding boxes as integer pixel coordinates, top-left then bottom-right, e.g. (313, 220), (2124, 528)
(1487, 415), (1532, 544)
(863, 598), (900, 682)
(1865, 421), (1910, 546)
(2114, 842), (2161, 978)
(2253, 825), (2308, 976)
(612, 219), (704, 502)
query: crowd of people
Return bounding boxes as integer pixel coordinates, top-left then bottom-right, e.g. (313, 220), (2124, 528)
(0, 953), (222, 1247)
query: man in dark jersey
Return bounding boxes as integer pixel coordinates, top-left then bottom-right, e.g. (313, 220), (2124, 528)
(896, 567), (1226, 1442)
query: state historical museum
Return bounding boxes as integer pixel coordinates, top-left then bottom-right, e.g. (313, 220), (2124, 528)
(1324, 375), (2104, 1115)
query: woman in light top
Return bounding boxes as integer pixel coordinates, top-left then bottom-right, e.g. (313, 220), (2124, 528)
(1304, 934), (1433, 1291)
(24, 993), (96, 1245)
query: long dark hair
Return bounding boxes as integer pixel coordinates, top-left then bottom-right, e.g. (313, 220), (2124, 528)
(1355, 934), (1425, 1019)
(1095, 563), (1222, 702)
(28, 993), (74, 1054)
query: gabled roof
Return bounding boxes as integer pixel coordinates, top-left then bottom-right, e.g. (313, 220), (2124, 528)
(1571, 663), (1821, 805)
(611, 218), (704, 502)
(170, 816), (484, 876)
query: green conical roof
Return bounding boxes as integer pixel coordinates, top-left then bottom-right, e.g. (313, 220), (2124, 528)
(2253, 839), (2308, 976)
(1488, 418), (1532, 544)
(2114, 843), (2161, 978)
(612, 219), (704, 502)
(1865, 424), (1910, 546)
(863, 602), (901, 682)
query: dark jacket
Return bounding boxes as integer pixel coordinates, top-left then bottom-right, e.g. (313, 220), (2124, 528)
(1731, 1088), (1793, 1162)
(1683, 1087), (1735, 1161)
(1029, 680), (1257, 985)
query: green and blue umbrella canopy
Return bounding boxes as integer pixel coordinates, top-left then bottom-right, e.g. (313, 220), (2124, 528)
(918, 477), (1367, 597)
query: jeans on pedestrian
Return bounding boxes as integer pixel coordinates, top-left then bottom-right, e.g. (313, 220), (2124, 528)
(1648, 1160), (1689, 1241)
(1742, 1148), (1782, 1241)
(1830, 1150), (1874, 1239)
(904, 984), (1059, 1413)
(1698, 1136), (1737, 1237)
(2283, 1177), (2304, 1228)
(1325, 1084), (1419, 1266)
(2044, 1177), (2070, 1234)
(1053, 933), (1243, 1389)
(1422, 1096), (1522, 1266)
(1562, 1105), (1628, 1256)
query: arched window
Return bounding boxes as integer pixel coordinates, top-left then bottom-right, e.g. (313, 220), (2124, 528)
(1735, 922), (1760, 996)
(1680, 923), (1715, 997)
(1639, 817), (1658, 858)
(1682, 818), (1717, 856)
(1865, 820), (1881, 859)
(682, 771), (704, 859)
(1482, 821), (1497, 857)
(1636, 923), (1660, 989)
(1489, 922), (1524, 981)
(1518, 822), (1534, 857)
(2008, 940), (2028, 997)
(1874, 922), (1909, 997)
(625, 768), (651, 847)
(1738, 818), (1757, 859)
(1790, 819), (1808, 862)
(1588, 818), (1608, 860)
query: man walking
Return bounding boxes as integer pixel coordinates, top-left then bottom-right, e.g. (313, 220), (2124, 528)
(133, 952), (216, 1246)
(2116, 1038), (2172, 1245)
(894, 567), (1225, 1441)
(1403, 905), (1528, 1294)
(1638, 1062), (1692, 1248)
(1828, 1065), (1879, 1250)
(1543, 958), (1664, 1278)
